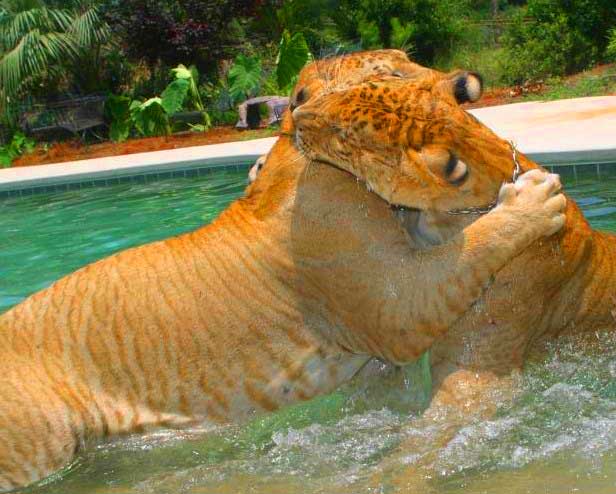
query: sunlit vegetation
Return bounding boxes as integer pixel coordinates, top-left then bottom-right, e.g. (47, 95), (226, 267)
(0, 0), (615, 166)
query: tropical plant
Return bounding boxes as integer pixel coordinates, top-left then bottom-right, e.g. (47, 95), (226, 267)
(130, 98), (169, 137)
(105, 63), (211, 142)
(607, 27), (616, 61)
(160, 78), (191, 115)
(331, 0), (468, 63)
(104, 94), (132, 142)
(226, 30), (311, 104)
(0, 131), (35, 167)
(0, 0), (111, 100)
(105, 95), (170, 140)
(276, 30), (311, 90)
(171, 64), (205, 111)
(228, 54), (263, 103)
(258, 0), (342, 54)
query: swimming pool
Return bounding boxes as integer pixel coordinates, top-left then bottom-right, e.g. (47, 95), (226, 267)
(2, 164), (616, 493)
(0, 167), (247, 313)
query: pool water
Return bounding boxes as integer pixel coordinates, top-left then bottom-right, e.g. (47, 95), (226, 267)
(0, 169), (247, 313)
(2, 165), (616, 494)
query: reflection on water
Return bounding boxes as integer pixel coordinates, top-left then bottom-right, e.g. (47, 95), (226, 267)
(3, 164), (616, 493)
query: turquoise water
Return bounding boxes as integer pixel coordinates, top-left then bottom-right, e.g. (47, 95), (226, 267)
(0, 168), (247, 313)
(2, 165), (616, 493)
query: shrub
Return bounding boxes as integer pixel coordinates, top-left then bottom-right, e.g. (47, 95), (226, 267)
(608, 28), (616, 61)
(330, 0), (469, 64)
(130, 98), (170, 137)
(276, 30), (311, 90)
(252, 0), (343, 55)
(0, 0), (112, 123)
(105, 64), (210, 142)
(104, 95), (132, 142)
(104, 0), (259, 72)
(501, 0), (616, 83)
(226, 31), (311, 103)
(209, 110), (239, 127)
(228, 55), (263, 103)
(0, 132), (35, 168)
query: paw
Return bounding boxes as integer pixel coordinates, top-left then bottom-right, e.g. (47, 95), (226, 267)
(497, 169), (566, 237)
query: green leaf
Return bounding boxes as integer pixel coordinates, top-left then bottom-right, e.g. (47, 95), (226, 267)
(608, 27), (616, 61)
(390, 17), (415, 52)
(0, 148), (13, 167)
(131, 98), (169, 137)
(276, 30), (311, 90)
(160, 78), (189, 115)
(228, 54), (262, 103)
(187, 111), (212, 133)
(169, 63), (203, 111)
(109, 120), (130, 142)
(22, 135), (35, 154)
(0, 1), (110, 100)
(188, 64), (199, 85)
(105, 95), (132, 142)
(171, 63), (192, 80)
(188, 123), (207, 132)
(104, 94), (131, 120)
(357, 19), (382, 50)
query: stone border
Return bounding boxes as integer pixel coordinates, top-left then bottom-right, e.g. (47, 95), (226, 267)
(0, 137), (277, 192)
(0, 163), (250, 199)
(470, 96), (616, 167)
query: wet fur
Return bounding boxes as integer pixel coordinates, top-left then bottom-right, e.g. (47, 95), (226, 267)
(0, 51), (570, 491)
(287, 49), (615, 385)
(285, 50), (616, 485)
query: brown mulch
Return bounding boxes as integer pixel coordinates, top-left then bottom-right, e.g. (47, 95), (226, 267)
(464, 83), (545, 110)
(12, 127), (279, 168)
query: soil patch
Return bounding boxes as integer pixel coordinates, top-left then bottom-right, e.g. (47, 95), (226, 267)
(13, 127), (278, 168)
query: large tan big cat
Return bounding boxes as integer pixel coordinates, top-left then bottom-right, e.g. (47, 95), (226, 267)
(289, 58), (616, 398)
(0, 70), (566, 492)
(289, 61), (616, 486)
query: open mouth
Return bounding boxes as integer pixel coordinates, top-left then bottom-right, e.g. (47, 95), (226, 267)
(392, 206), (480, 249)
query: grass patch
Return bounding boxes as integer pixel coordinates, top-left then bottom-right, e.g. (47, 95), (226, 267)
(237, 127), (279, 141)
(524, 66), (616, 101)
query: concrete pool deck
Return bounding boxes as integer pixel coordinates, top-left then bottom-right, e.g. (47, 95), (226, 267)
(471, 96), (616, 166)
(1, 96), (615, 192)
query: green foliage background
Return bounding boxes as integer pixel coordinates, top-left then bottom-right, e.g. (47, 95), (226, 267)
(1, 0), (615, 159)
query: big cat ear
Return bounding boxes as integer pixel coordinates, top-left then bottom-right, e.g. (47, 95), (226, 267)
(449, 71), (483, 104)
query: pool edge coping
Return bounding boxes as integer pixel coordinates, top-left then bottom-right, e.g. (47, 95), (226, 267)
(0, 137), (278, 192)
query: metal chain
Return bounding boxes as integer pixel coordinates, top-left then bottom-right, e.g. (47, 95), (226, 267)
(447, 140), (522, 216)
(509, 139), (522, 183)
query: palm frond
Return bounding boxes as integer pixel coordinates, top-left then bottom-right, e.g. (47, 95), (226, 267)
(69, 4), (109, 48)
(0, 28), (75, 95)
(0, 0), (110, 102)
(0, 5), (71, 50)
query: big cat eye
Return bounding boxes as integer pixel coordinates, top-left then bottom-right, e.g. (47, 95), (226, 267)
(445, 154), (469, 185)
